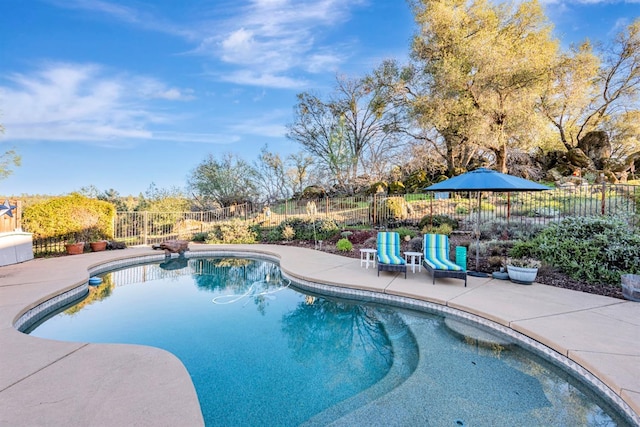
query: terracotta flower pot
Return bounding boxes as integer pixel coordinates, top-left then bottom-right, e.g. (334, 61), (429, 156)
(65, 242), (84, 255)
(90, 241), (107, 252)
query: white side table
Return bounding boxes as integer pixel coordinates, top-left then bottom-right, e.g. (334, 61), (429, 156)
(360, 248), (377, 269)
(404, 251), (423, 273)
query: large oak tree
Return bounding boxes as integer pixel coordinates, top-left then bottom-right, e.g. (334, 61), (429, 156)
(409, 0), (557, 173)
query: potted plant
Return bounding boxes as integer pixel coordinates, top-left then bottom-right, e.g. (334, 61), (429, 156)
(506, 257), (541, 285)
(90, 240), (108, 252)
(65, 238), (84, 255)
(88, 229), (108, 252)
(621, 274), (640, 302)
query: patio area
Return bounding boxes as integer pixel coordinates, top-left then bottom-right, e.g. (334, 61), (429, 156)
(0, 244), (639, 425)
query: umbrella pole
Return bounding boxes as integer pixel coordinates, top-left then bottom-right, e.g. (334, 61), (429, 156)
(468, 192), (489, 278)
(476, 191), (481, 271)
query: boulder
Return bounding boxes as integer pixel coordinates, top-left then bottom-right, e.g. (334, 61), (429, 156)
(578, 131), (611, 170)
(567, 148), (594, 169)
(107, 240), (127, 250)
(152, 240), (189, 255)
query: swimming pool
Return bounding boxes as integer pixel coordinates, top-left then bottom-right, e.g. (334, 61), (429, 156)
(28, 256), (631, 426)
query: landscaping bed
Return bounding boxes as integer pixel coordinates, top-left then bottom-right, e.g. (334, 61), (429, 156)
(268, 229), (625, 300)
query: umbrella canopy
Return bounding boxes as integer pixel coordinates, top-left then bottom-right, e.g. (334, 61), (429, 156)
(424, 168), (550, 192)
(423, 168), (550, 273)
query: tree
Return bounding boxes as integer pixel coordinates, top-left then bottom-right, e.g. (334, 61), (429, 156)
(188, 153), (258, 208)
(97, 188), (130, 212)
(137, 183), (190, 212)
(285, 151), (315, 198)
(0, 124), (21, 181)
(409, 0), (557, 173)
(287, 74), (406, 193)
(539, 19), (640, 155)
(253, 146), (291, 204)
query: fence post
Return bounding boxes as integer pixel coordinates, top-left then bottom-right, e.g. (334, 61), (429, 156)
(373, 194), (377, 227)
(143, 211), (148, 246)
(601, 179), (606, 215)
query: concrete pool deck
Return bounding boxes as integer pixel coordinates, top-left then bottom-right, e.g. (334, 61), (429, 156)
(0, 244), (639, 426)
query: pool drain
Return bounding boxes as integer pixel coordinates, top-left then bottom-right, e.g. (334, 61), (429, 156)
(454, 419), (465, 426)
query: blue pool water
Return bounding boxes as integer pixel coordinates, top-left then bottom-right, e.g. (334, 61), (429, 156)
(28, 257), (630, 426)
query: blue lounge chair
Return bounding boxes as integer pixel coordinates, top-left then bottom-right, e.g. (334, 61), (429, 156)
(422, 234), (467, 286)
(377, 232), (406, 279)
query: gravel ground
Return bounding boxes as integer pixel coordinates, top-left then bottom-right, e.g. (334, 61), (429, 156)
(268, 229), (625, 301)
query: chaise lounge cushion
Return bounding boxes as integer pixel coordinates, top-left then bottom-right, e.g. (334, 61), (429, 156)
(377, 232), (406, 278)
(423, 234), (466, 286)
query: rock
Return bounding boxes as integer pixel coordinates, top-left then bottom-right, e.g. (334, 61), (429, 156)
(567, 147), (594, 169)
(578, 131), (610, 170)
(152, 239), (189, 255)
(544, 167), (565, 182)
(107, 240), (127, 250)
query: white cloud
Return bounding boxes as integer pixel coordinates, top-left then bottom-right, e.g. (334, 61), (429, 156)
(192, 0), (365, 87)
(221, 28), (256, 59)
(218, 70), (309, 89)
(45, 0), (196, 39)
(0, 63), (196, 142)
(152, 131), (240, 144)
(305, 53), (344, 74)
(134, 78), (195, 101)
(226, 111), (289, 138)
(45, 0), (368, 88)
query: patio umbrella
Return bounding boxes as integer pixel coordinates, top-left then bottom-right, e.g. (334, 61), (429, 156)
(423, 168), (550, 274)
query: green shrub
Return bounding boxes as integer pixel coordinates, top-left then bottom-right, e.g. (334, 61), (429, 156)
(402, 170), (429, 193)
(22, 193), (115, 240)
(418, 214), (459, 231)
(275, 217), (339, 241)
(391, 227), (417, 240)
(367, 181), (388, 195)
(422, 224), (453, 236)
(205, 219), (257, 244)
(336, 238), (353, 252)
(265, 227), (281, 242)
(281, 225), (295, 240)
(192, 232), (209, 242)
(480, 219), (544, 241)
(455, 204), (469, 215)
(388, 181), (406, 194)
(513, 216), (640, 285)
(370, 196), (409, 225)
(475, 201), (496, 212)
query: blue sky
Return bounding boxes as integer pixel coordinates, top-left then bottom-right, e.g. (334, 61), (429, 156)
(0, 0), (638, 197)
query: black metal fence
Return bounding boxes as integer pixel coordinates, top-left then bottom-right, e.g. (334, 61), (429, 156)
(28, 183), (639, 257)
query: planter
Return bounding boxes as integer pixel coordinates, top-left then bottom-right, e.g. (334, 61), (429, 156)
(507, 265), (538, 285)
(492, 271), (509, 280)
(90, 241), (108, 252)
(65, 242), (84, 255)
(621, 274), (640, 302)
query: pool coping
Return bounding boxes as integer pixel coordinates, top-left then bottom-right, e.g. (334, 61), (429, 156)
(1, 244), (639, 426)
